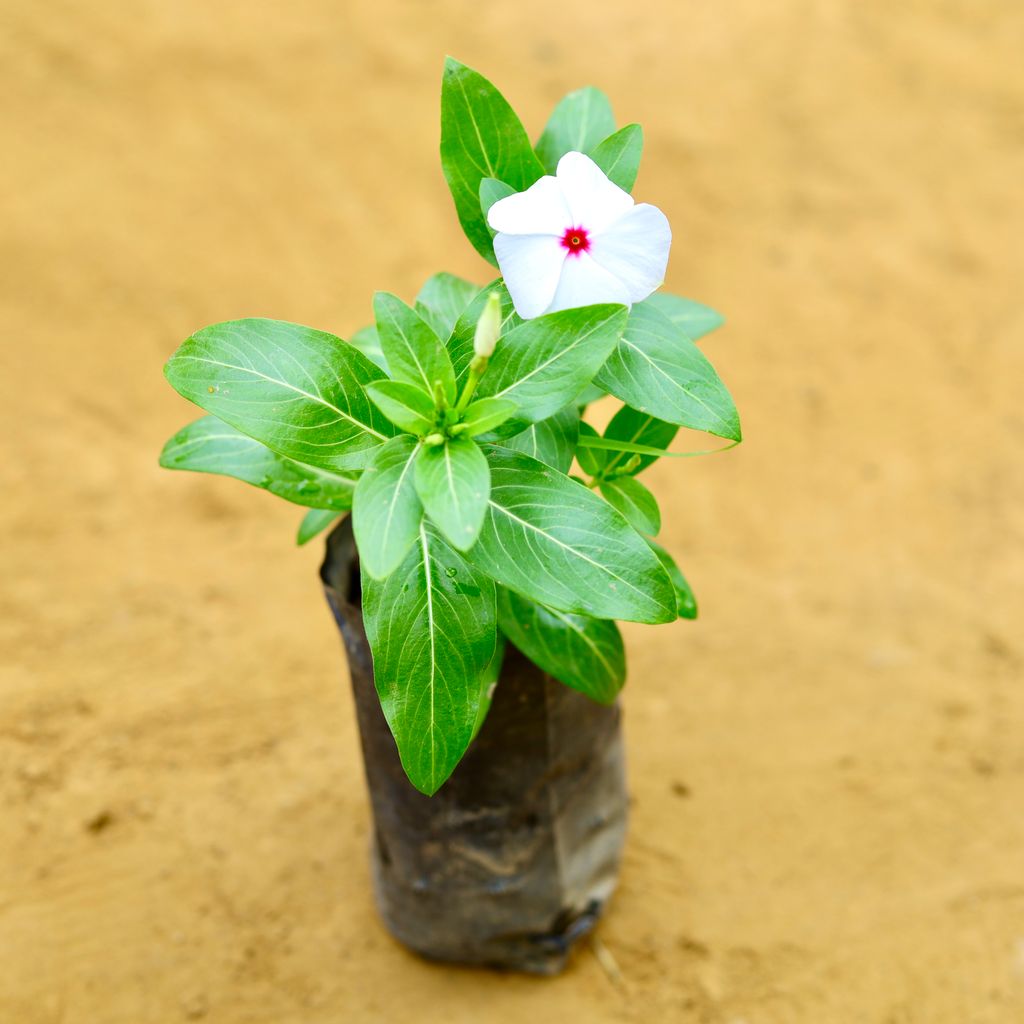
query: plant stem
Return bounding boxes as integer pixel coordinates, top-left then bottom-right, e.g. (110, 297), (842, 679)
(454, 355), (487, 414)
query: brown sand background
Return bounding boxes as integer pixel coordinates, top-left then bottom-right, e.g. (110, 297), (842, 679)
(2, 1), (1023, 1020)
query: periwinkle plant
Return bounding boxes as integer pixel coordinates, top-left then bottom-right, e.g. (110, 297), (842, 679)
(161, 58), (740, 795)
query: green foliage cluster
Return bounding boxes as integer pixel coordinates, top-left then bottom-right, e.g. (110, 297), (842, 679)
(161, 59), (739, 794)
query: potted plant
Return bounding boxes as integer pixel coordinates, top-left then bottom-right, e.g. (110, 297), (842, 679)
(160, 57), (740, 974)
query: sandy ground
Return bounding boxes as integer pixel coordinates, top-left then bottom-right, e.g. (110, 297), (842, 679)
(2, 1), (1023, 1021)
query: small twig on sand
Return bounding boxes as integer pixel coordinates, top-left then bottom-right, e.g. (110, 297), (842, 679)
(590, 935), (626, 989)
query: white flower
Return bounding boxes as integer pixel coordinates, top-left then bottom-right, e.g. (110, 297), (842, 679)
(487, 151), (672, 319)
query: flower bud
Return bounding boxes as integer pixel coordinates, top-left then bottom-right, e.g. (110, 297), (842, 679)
(473, 291), (502, 359)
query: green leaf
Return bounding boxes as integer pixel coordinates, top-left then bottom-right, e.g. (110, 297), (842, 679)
(502, 405), (579, 473)
(164, 318), (394, 472)
(595, 303), (742, 441)
(476, 304), (628, 428)
(575, 382), (606, 408)
(373, 292), (456, 403)
(352, 435), (423, 579)
(589, 123), (643, 192)
(440, 58), (545, 264)
(296, 508), (341, 546)
(349, 324), (388, 371)
(414, 273), (479, 340)
(447, 281), (521, 390)
(470, 634), (506, 742)
(535, 86), (616, 173)
(600, 476), (661, 535)
(468, 446), (676, 623)
(160, 415), (357, 510)
(575, 421), (607, 476)
(414, 436), (490, 551)
(479, 177), (517, 237)
(601, 405), (678, 476)
(642, 292), (724, 340)
(365, 380), (437, 435)
(647, 538), (698, 619)
(461, 397), (519, 436)
(578, 432), (738, 461)
(362, 522), (498, 795)
(497, 587), (625, 704)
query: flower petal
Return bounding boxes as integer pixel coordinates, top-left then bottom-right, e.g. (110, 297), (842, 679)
(493, 233), (567, 319)
(546, 252), (632, 314)
(589, 203), (672, 303)
(556, 151), (634, 233)
(487, 175), (571, 236)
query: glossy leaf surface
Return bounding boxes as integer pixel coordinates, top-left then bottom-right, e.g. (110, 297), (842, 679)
(365, 380), (437, 435)
(647, 538), (698, 619)
(535, 86), (616, 172)
(362, 523), (498, 794)
(352, 435), (423, 579)
(373, 292), (456, 403)
(600, 476), (661, 536)
(600, 405), (679, 476)
(641, 292), (724, 341)
(414, 435), (491, 551)
(595, 303), (741, 441)
(500, 405), (579, 474)
(160, 415), (357, 510)
(296, 508), (341, 546)
(414, 272), (479, 340)
(164, 318), (394, 472)
(461, 397), (519, 436)
(467, 447), (676, 623)
(349, 324), (388, 371)
(440, 58), (545, 263)
(590, 123), (643, 191)
(476, 304), (628, 428)
(497, 587), (625, 704)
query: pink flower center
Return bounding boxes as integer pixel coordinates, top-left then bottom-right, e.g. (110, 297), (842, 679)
(560, 226), (590, 257)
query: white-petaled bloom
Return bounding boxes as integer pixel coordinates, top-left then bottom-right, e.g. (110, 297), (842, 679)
(487, 151), (672, 319)
(473, 291), (502, 358)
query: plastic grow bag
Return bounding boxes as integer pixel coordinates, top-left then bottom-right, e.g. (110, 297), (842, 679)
(320, 517), (628, 973)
